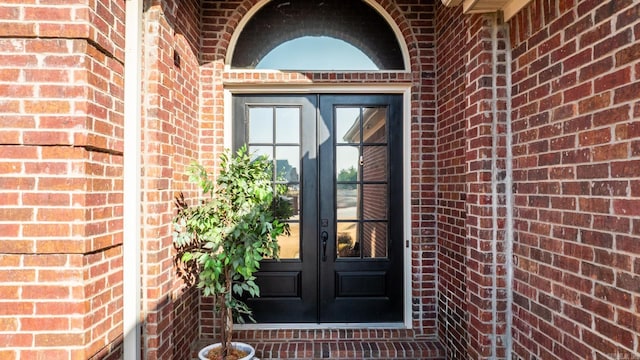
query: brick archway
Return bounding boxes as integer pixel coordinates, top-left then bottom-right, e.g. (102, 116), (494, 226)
(228, 0), (404, 69)
(210, 0), (419, 72)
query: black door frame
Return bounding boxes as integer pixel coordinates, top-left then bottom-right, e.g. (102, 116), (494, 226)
(231, 91), (408, 325)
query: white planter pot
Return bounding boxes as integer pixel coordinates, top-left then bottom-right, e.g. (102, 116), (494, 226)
(198, 342), (256, 360)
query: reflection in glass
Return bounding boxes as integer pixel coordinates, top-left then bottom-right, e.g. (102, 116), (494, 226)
(362, 107), (387, 143)
(282, 184), (300, 217)
(362, 146), (387, 182)
(363, 222), (387, 258)
(249, 146), (273, 161)
(256, 36), (379, 71)
(275, 108), (300, 143)
(337, 221), (359, 258)
(363, 184), (387, 220)
(336, 108), (360, 144)
(334, 106), (391, 260)
(249, 107), (273, 143)
(337, 184), (358, 221)
(336, 146), (359, 182)
(276, 222), (300, 259)
(275, 146), (300, 183)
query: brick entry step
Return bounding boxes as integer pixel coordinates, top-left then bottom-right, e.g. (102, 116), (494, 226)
(192, 329), (446, 359)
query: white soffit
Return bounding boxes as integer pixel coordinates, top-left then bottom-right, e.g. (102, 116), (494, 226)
(442, 0), (532, 21)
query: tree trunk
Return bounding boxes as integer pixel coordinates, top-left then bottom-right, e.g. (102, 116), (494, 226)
(220, 271), (233, 357)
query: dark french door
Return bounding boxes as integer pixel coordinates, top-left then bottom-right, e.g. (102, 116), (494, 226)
(232, 94), (403, 323)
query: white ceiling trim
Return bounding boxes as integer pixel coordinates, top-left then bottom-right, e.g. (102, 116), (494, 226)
(441, 0), (532, 21)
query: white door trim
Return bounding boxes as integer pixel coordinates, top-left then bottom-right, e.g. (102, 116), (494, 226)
(223, 84), (413, 329)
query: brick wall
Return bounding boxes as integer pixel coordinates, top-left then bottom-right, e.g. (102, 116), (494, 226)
(0, 1), (126, 359)
(435, 2), (469, 358)
(509, 0), (640, 359)
(141, 1), (202, 359)
(462, 13), (512, 359)
(170, 0), (202, 356)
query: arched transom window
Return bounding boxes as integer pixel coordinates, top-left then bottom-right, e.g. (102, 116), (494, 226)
(231, 0), (406, 71)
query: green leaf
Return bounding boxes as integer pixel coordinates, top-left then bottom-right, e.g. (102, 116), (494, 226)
(172, 145), (290, 330)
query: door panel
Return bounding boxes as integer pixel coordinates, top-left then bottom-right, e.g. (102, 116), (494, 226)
(233, 95), (318, 322)
(319, 95), (403, 322)
(233, 94), (403, 323)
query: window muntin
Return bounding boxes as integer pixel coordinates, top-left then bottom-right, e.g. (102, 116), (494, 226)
(335, 106), (389, 259)
(247, 106), (302, 259)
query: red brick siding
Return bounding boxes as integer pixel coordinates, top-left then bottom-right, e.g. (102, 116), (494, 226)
(0, 0), (126, 358)
(435, 2), (469, 358)
(170, 0), (202, 358)
(509, 0), (640, 359)
(462, 13), (511, 359)
(140, 1), (202, 359)
(199, 0), (438, 339)
(141, 6), (177, 360)
(0, 250), (124, 359)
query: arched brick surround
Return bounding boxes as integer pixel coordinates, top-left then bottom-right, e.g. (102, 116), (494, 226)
(197, 0), (438, 340)
(229, 0), (405, 69)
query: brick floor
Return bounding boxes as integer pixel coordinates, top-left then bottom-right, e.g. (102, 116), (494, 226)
(193, 329), (446, 359)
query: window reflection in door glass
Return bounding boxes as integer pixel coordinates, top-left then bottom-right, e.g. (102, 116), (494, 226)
(362, 222), (387, 258)
(249, 146), (273, 161)
(362, 107), (387, 143)
(336, 146), (360, 182)
(337, 184), (358, 221)
(249, 107), (273, 143)
(276, 222), (300, 259)
(276, 108), (300, 144)
(335, 108), (360, 144)
(362, 146), (386, 182)
(275, 146), (300, 183)
(363, 184), (387, 220)
(249, 105), (302, 260)
(337, 221), (359, 258)
(282, 184), (300, 218)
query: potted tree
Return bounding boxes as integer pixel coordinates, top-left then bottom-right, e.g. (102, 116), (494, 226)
(173, 146), (291, 360)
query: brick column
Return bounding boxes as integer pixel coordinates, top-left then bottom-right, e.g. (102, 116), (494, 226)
(141, 1), (202, 359)
(0, 1), (126, 359)
(464, 13), (511, 360)
(435, 2), (469, 359)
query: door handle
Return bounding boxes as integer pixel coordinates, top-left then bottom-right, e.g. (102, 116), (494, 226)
(321, 231), (328, 262)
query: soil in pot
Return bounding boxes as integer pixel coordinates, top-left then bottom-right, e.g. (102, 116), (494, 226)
(203, 347), (249, 360)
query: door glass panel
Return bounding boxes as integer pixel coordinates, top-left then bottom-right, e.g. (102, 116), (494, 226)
(337, 221), (359, 258)
(248, 105), (302, 260)
(275, 146), (300, 183)
(362, 107), (387, 143)
(249, 146), (273, 160)
(337, 184), (358, 221)
(277, 222), (300, 259)
(336, 146), (360, 182)
(249, 107), (273, 143)
(281, 184), (300, 218)
(363, 184), (387, 220)
(276, 107), (300, 143)
(276, 157), (301, 260)
(362, 146), (386, 182)
(334, 105), (390, 260)
(362, 222), (387, 258)
(335, 108), (360, 144)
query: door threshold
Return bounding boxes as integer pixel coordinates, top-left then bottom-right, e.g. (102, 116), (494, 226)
(235, 322), (407, 330)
